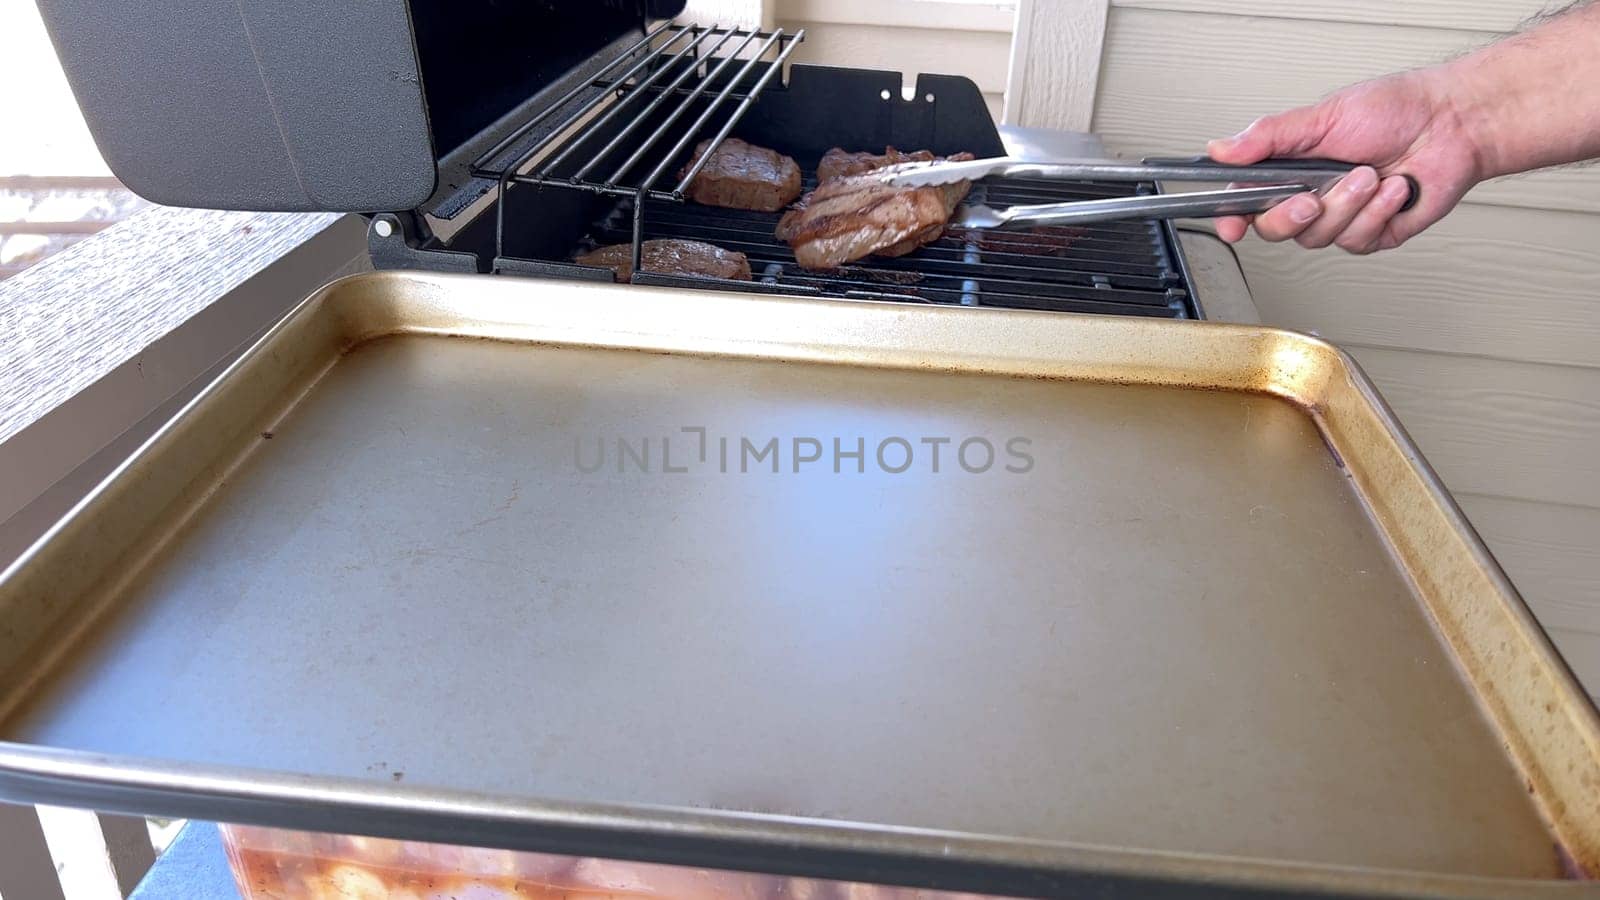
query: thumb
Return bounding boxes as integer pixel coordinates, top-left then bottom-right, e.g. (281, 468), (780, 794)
(1207, 105), (1330, 164)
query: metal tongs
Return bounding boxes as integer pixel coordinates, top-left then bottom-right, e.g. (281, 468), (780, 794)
(876, 155), (1419, 229)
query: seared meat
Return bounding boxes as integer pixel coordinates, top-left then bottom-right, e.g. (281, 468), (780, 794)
(574, 239), (752, 282)
(777, 152), (975, 269)
(816, 146), (935, 182)
(677, 137), (802, 211)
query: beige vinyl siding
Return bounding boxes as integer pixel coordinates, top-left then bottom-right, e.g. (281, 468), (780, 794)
(1091, 1), (1600, 696)
(1112, 0), (1552, 32)
(1095, 9), (1600, 214)
(775, 0), (1016, 122)
(1454, 495), (1600, 694)
(1344, 348), (1600, 509)
(1229, 204), (1600, 367)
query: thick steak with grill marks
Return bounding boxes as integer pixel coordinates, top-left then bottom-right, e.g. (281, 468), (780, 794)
(677, 138), (802, 212)
(777, 152), (975, 270)
(574, 239), (751, 283)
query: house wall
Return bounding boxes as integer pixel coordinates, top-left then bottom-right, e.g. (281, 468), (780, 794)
(1083, 1), (1600, 695)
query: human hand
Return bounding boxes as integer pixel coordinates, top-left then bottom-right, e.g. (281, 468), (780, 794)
(1206, 69), (1485, 254)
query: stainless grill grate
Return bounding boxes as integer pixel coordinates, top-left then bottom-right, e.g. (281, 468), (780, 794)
(585, 171), (1195, 318)
(470, 22), (804, 273)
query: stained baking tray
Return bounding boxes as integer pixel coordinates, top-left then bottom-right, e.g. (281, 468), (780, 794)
(1, 272), (1597, 899)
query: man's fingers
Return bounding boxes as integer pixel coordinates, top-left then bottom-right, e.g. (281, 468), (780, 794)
(1207, 122), (1281, 164)
(1215, 215), (1252, 243)
(1206, 135), (1258, 165)
(1207, 105), (1331, 165)
(1251, 193), (1323, 242)
(1333, 175), (1414, 254)
(1294, 167), (1380, 249)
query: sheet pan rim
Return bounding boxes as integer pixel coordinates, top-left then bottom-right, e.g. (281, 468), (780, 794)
(1, 270), (1596, 893)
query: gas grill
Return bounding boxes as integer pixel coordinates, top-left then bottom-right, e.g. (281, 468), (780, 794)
(367, 19), (1201, 318)
(34, 0), (1200, 319)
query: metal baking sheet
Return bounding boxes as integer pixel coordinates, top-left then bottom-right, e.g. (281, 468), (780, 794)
(1, 273), (1597, 898)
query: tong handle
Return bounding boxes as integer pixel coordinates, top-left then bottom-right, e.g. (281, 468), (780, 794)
(1141, 156), (1420, 212)
(1143, 155), (1355, 172)
(978, 185), (1315, 229)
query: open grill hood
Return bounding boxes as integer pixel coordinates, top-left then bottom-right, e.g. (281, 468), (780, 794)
(34, 0), (686, 211)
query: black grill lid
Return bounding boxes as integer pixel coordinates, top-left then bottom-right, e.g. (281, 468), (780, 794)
(35, 0), (685, 212)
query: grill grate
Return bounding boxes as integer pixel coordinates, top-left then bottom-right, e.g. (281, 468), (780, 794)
(470, 22), (804, 276)
(580, 168), (1194, 318)
(375, 30), (1199, 319)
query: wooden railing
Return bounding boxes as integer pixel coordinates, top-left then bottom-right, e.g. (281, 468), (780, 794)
(0, 803), (158, 899)
(0, 210), (366, 900)
(0, 175), (147, 281)
(1, 178), (167, 895)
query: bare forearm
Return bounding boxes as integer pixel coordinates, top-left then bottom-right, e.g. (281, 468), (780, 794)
(1442, 1), (1600, 179)
(1206, 1), (1600, 251)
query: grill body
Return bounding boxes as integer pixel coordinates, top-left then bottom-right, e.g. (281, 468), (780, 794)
(373, 57), (1199, 318)
(33, 0), (1201, 318)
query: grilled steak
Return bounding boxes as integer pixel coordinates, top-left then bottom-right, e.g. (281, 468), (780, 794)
(777, 152), (975, 270)
(677, 138), (802, 212)
(816, 146), (935, 182)
(574, 239), (752, 282)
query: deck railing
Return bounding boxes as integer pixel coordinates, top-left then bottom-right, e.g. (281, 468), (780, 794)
(0, 803), (159, 899)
